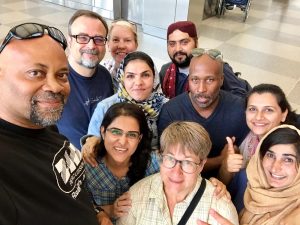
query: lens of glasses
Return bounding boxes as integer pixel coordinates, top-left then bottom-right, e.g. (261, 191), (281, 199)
(107, 128), (140, 139)
(161, 155), (198, 173)
(13, 23), (44, 38)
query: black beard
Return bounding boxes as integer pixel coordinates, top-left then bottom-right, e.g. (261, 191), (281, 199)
(171, 53), (192, 68)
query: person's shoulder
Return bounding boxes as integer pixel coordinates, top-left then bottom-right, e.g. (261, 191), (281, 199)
(129, 173), (159, 194)
(96, 64), (111, 77)
(160, 62), (172, 70)
(220, 90), (245, 104)
(100, 93), (119, 105)
(164, 92), (189, 106)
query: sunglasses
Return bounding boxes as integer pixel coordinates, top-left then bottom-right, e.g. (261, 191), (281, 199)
(191, 48), (223, 61)
(111, 19), (137, 33)
(0, 23), (67, 53)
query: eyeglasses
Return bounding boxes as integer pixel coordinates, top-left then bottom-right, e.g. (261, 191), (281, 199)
(0, 23), (67, 54)
(111, 20), (137, 33)
(106, 127), (141, 140)
(160, 155), (202, 174)
(70, 34), (107, 46)
(191, 48), (223, 61)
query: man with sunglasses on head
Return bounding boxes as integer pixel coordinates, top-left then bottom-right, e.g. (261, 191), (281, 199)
(159, 21), (251, 99)
(0, 23), (98, 225)
(158, 48), (249, 179)
(57, 10), (114, 150)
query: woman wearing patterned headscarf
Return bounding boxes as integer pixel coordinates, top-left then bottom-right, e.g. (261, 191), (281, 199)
(85, 51), (168, 149)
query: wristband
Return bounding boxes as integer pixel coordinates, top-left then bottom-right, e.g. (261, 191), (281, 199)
(94, 205), (104, 214)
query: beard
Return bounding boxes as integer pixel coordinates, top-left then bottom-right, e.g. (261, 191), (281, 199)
(30, 92), (66, 127)
(79, 48), (100, 69)
(170, 51), (192, 68)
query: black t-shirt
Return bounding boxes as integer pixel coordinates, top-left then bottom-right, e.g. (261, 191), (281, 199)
(0, 119), (98, 225)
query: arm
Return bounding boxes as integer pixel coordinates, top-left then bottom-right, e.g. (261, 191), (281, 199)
(209, 177), (231, 201)
(96, 192), (132, 225)
(82, 136), (101, 167)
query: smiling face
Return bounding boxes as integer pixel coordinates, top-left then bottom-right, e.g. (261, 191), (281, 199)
(0, 35), (70, 128)
(167, 29), (196, 68)
(160, 144), (205, 200)
(101, 115), (141, 166)
(123, 59), (154, 102)
(262, 144), (298, 188)
(108, 24), (138, 65)
(68, 16), (107, 70)
(246, 93), (288, 138)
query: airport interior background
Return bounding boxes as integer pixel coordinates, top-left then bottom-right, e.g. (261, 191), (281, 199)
(0, 0), (299, 112)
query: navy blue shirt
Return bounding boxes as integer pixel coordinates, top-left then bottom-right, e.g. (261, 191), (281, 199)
(158, 91), (249, 178)
(57, 64), (113, 150)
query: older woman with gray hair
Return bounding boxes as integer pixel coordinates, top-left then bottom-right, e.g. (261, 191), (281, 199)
(117, 121), (239, 225)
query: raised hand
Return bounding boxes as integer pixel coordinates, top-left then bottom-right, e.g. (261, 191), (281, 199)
(81, 136), (101, 167)
(225, 137), (243, 173)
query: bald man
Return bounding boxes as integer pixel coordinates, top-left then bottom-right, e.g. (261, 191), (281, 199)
(0, 23), (98, 225)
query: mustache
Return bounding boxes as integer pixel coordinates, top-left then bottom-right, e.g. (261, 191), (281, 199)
(174, 51), (188, 58)
(80, 48), (99, 55)
(193, 93), (211, 99)
(31, 92), (65, 104)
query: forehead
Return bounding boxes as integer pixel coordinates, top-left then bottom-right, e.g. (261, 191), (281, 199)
(1, 35), (67, 66)
(248, 93), (279, 107)
(164, 143), (197, 157)
(71, 16), (107, 36)
(125, 59), (151, 71)
(109, 115), (140, 129)
(269, 144), (297, 156)
(189, 55), (222, 77)
(110, 24), (135, 37)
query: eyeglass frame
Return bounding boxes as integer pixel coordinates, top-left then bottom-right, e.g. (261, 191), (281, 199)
(0, 23), (67, 54)
(160, 154), (202, 174)
(106, 127), (141, 140)
(191, 48), (223, 61)
(70, 34), (108, 46)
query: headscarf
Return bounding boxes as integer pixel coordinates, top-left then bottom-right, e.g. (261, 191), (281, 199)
(115, 56), (168, 147)
(240, 124), (300, 225)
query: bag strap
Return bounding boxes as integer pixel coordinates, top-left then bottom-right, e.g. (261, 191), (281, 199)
(177, 179), (206, 225)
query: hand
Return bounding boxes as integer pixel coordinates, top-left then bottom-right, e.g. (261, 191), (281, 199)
(209, 177), (231, 201)
(279, 207), (300, 225)
(225, 137), (243, 173)
(81, 136), (101, 167)
(197, 209), (234, 225)
(113, 192), (132, 218)
(96, 211), (113, 225)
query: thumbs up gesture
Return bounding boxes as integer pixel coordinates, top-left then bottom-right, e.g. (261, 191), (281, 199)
(225, 137), (243, 173)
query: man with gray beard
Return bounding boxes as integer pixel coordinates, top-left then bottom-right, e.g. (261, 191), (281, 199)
(57, 10), (114, 150)
(0, 23), (98, 225)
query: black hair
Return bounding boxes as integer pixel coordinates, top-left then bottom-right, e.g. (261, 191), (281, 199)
(260, 127), (300, 162)
(98, 102), (152, 186)
(246, 84), (299, 128)
(123, 51), (155, 76)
